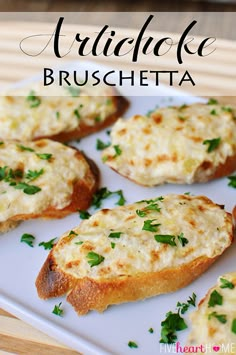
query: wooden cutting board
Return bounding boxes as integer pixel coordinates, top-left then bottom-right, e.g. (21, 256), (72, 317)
(0, 21), (235, 354)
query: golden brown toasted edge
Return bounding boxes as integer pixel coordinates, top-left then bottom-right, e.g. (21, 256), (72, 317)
(194, 153), (236, 183)
(36, 93), (129, 143)
(4, 148), (99, 223)
(36, 251), (77, 299)
(0, 220), (21, 234)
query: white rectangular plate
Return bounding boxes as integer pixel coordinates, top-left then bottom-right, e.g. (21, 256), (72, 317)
(0, 62), (235, 355)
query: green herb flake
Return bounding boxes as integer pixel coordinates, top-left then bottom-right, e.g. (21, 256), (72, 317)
(106, 99), (112, 105)
(137, 196), (164, 204)
(67, 86), (80, 97)
(154, 234), (176, 246)
(210, 109), (217, 115)
(136, 209), (147, 217)
(227, 176), (236, 188)
(142, 219), (161, 232)
(222, 106), (233, 113)
(0, 166), (7, 181)
(208, 290), (223, 308)
(220, 278), (235, 289)
(160, 311), (187, 344)
(128, 341), (138, 349)
(56, 111), (60, 119)
(113, 145), (122, 157)
(178, 116), (186, 121)
(177, 233), (189, 247)
(75, 241), (84, 245)
(52, 302), (63, 317)
(74, 109), (81, 120)
(14, 182), (41, 195)
(95, 116), (101, 122)
(231, 319), (236, 334)
(17, 144), (35, 152)
(149, 328), (154, 334)
(87, 251), (105, 267)
(111, 242), (116, 249)
(108, 232), (123, 239)
(96, 139), (111, 150)
(92, 187), (126, 209)
(177, 293), (197, 314)
(203, 137), (221, 153)
(78, 210), (91, 220)
(25, 169), (44, 181)
(208, 98), (218, 105)
(20, 233), (35, 247)
(0, 142), (4, 145)
(36, 153), (52, 160)
(68, 230), (78, 238)
(38, 237), (57, 250)
(208, 311), (227, 324)
(26, 90), (41, 108)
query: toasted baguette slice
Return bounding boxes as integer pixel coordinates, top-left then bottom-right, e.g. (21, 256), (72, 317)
(0, 84), (129, 142)
(36, 194), (233, 315)
(186, 272), (236, 353)
(102, 102), (236, 186)
(0, 139), (99, 233)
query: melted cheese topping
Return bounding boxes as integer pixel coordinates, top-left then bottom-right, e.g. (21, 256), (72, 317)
(187, 272), (236, 354)
(53, 194), (232, 280)
(0, 84), (116, 140)
(0, 139), (94, 221)
(102, 103), (236, 185)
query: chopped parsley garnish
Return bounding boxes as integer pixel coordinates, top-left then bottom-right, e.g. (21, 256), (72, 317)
(177, 233), (189, 247)
(67, 86), (80, 97)
(17, 144), (35, 152)
(203, 137), (221, 153)
(92, 187), (126, 209)
(106, 99), (112, 105)
(26, 90), (41, 108)
(78, 210), (91, 219)
(136, 209), (147, 217)
(74, 109), (81, 119)
(227, 176), (236, 188)
(52, 302), (63, 316)
(208, 290), (223, 307)
(231, 319), (236, 334)
(68, 230), (78, 237)
(149, 328), (154, 334)
(96, 139), (111, 150)
(111, 242), (116, 249)
(208, 311), (227, 324)
(210, 109), (217, 115)
(38, 237), (57, 250)
(0, 142), (4, 145)
(75, 241), (83, 245)
(56, 111), (60, 119)
(220, 278), (235, 289)
(208, 98), (218, 105)
(160, 311), (187, 344)
(154, 233), (188, 247)
(95, 116), (101, 122)
(25, 169), (44, 181)
(137, 196), (164, 204)
(0, 166), (41, 195)
(128, 341), (138, 348)
(142, 219), (161, 232)
(87, 251), (105, 267)
(222, 106), (233, 113)
(160, 293), (196, 343)
(178, 115), (186, 121)
(108, 232), (123, 239)
(113, 145), (122, 157)
(154, 234), (177, 246)
(177, 293), (196, 314)
(20, 233), (35, 247)
(36, 153), (52, 160)
(14, 182), (41, 195)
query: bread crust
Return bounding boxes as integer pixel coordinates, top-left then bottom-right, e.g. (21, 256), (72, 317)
(35, 201), (234, 315)
(0, 148), (99, 232)
(36, 94), (129, 143)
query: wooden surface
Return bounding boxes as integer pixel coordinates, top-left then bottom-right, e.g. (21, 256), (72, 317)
(0, 19), (235, 355)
